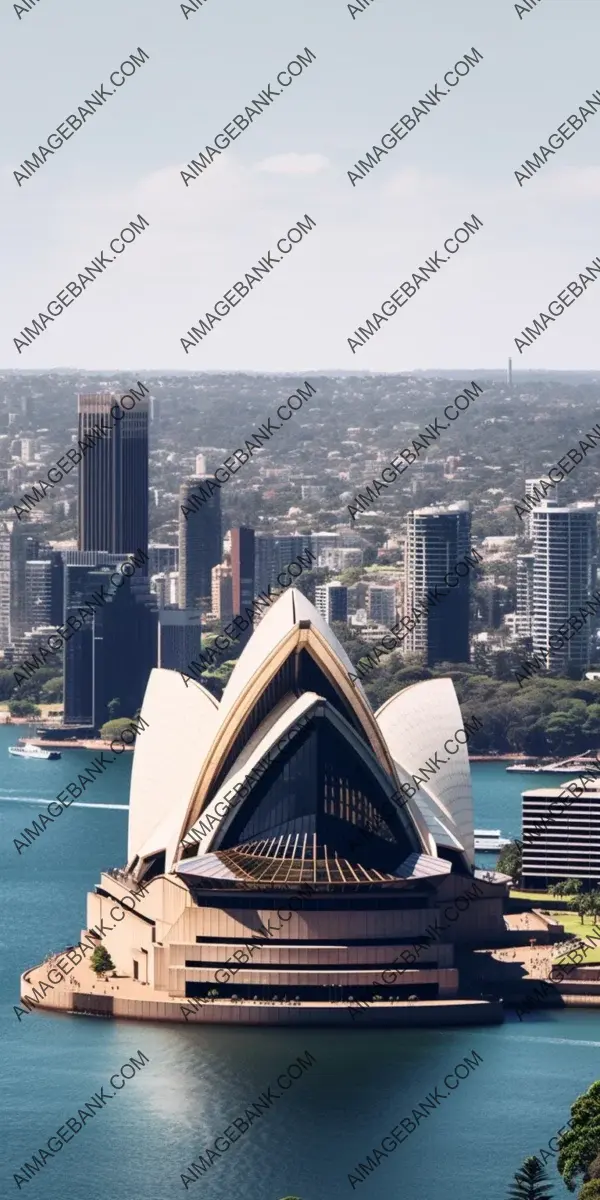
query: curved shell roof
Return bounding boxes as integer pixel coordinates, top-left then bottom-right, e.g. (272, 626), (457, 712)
(376, 678), (475, 865)
(175, 588), (401, 849)
(126, 592), (474, 876)
(217, 587), (369, 722)
(127, 668), (219, 870)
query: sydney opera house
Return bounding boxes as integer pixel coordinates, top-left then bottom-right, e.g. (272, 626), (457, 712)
(23, 588), (508, 1025)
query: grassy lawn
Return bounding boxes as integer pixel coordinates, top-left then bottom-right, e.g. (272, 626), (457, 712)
(548, 911), (599, 936)
(510, 889), (556, 901)
(548, 911), (600, 962)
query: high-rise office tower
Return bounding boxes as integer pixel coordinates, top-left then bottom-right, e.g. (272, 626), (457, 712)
(158, 610), (201, 673)
(150, 395), (160, 430)
(211, 563), (233, 623)
(151, 574), (171, 608)
(404, 503), (472, 665)
(531, 504), (597, 674)
(315, 581), (349, 625)
(516, 554), (535, 638)
(148, 544), (178, 576)
(0, 522), (11, 649)
(178, 476), (222, 609)
(78, 392), (149, 560)
(524, 477), (560, 539)
(93, 576), (157, 728)
(231, 527), (255, 645)
(366, 585), (397, 626)
(151, 572), (179, 608)
(63, 561), (157, 727)
(9, 524), (42, 640)
(25, 560), (54, 630)
(254, 534), (312, 594)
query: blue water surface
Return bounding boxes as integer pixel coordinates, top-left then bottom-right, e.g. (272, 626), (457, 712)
(0, 734), (588, 1199)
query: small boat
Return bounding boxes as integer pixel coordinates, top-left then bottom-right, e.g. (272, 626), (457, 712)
(506, 762), (541, 773)
(474, 829), (511, 851)
(8, 740), (61, 760)
(507, 750), (600, 774)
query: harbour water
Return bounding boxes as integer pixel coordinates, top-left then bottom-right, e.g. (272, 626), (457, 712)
(0, 730), (587, 1199)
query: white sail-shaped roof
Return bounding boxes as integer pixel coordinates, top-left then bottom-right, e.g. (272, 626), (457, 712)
(177, 587), (398, 841)
(127, 668), (219, 870)
(178, 691), (426, 857)
(217, 587), (368, 728)
(376, 678), (475, 865)
(124, 602), (473, 885)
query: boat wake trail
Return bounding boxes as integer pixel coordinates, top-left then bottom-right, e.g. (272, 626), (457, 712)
(0, 794), (128, 811)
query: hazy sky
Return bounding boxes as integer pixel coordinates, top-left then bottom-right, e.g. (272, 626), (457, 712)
(1, 0), (600, 371)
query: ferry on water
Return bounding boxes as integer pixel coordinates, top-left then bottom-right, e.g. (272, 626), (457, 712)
(8, 740), (61, 761)
(506, 749), (600, 774)
(474, 829), (511, 852)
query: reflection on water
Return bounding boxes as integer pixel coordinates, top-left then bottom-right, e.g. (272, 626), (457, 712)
(0, 741), (582, 1199)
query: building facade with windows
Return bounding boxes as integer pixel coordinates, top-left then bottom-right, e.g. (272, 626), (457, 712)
(404, 504), (473, 666)
(522, 778), (600, 887)
(78, 392), (149, 561)
(531, 505), (597, 674)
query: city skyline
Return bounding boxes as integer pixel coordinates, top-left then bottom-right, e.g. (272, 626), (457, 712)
(6, 1), (600, 1198)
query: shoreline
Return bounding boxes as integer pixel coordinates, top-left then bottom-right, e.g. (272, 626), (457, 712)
(28, 737), (134, 751)
(469, 753), (535, 762)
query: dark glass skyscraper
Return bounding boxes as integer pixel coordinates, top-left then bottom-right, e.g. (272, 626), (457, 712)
(78, 392), (149, 559)
(404, 503), (472, 666)
(63, 560), (157, 728)
(178, 476), (222, 609)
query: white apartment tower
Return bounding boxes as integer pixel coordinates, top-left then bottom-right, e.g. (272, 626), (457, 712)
(516, 554), (535, 639)
(531, 504), (597, 673)
(524, 477), (560, 539)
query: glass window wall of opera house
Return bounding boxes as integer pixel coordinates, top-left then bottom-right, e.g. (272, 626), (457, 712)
(22, 589), (510, 1026)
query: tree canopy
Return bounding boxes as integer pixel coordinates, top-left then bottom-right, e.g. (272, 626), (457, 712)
(90, 945), (115, 975)
(506, 1156), (554, 1199)
(557, 1081), (600, 1191)
(8, 698), (41, 718)
(496, 840), (522, 886)
(99, 717), (137, 740)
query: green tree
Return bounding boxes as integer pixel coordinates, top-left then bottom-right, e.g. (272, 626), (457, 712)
(564, 879), (583, 896)
(14, 667), (60, 703)
(568, 895), (591, 925)
(507, 1156), (554, 1199)
(99, 717), (137, 741)
(0, 669), (16, 700)
(39, 675), (63, 703)
(8, 698), (41, 718)
(497, 839), (522, 886)
(90, 945), (115, 975)
(558, 1081), (600, 1191)
(589, 892), (600, 923)
(585, 1152), (600, 1179)
(580, 1182), (600, 1199)
(107, 697), (121, 720)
